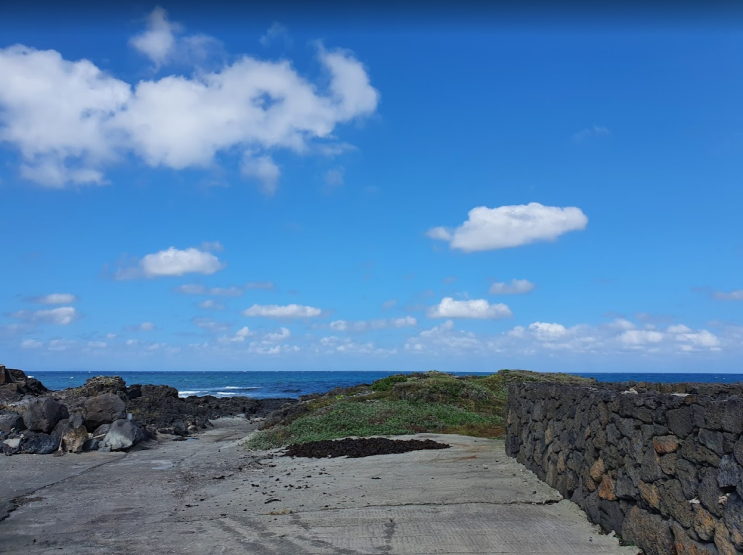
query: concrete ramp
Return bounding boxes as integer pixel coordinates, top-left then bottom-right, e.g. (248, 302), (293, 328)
(0, 424), (638, 554)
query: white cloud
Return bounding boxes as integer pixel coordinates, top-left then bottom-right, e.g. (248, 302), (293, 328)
(427, 297), (512, 319)
(0, 46), (130, 188)
(175, 283), (243, 296)
(528, 322), (568, 341)
(243, 303), (322, 318)
(260, 22), (292, 48)
(241, 154), (280, 196)
(489, 279), (535, 295)
(118, 246), (224, 279)
(667, 324), (692, 334)
(86, 341), (107, 349)
(573, 125), (610, 143)
(382, 299), (397, 310)
(0, 10), (379, 190)
(713, 290), (743, 301)
(330, 320), (348, 331)
(324, 316), (416, 333)
(608, 318), (635, 331)
(28, 293), (78, 304)
(391, 316), (417, 328)
(129, 6), (181, 67)
(619, 330), (665, 345)
(11, 306), (79, 325)
(235, 326), (252, 338)
(263, 327), (291, 343)
(245, 281), (275, 290)
(21, 339), (43, 349)
(199, 241), (224, 252)
(137, 322), (156, 331)
(198, 299), (225, 310)
(324, 167), (344, 190)
(405, 320), (483, 354)
(48, 339), (76, 351)
(192, 317), (230, 332)
(427, 203), (588, 252)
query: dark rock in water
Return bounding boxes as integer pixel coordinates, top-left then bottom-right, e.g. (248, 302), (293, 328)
(2, 432), (61, 455)
(0, 366), (12, 386)
(103, 419), (145, 451)
(0, 412), (26, 434)
(84, 393), (126, 431)
(22, 397), (69, 433)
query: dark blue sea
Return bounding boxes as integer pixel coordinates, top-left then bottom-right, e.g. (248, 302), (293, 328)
(28, 370), (743, 399)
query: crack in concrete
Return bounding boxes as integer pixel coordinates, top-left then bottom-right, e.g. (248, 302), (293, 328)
(0, 454), (126, 523)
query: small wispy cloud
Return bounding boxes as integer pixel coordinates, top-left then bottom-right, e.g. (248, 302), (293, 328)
(11, 306), (79, 325)
(259, 22), (292, 48)
(573, 125), (610, 143)
(26, 293), (78, 304)
(713, 289), (743, 301)
(323, 167), (345, 192)
(489, 279), (535, 295)
(124, 322), (157, 332)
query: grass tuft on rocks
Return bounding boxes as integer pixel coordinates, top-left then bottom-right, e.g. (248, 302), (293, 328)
(245, 369), (596, 450)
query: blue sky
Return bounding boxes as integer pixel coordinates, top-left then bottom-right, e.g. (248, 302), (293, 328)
(1, 3), (742, 373)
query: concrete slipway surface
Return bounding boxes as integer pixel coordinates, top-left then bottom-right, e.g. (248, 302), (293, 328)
(0, 418), (639, 555)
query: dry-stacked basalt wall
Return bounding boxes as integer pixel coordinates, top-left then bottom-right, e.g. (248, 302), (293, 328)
(505, 381), (743, 555)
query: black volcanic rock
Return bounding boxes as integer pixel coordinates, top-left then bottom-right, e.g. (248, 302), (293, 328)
(22, 397), (68, 433)
(84, 393), (126, 431)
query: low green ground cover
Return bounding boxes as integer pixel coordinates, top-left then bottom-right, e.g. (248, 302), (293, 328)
(246, 369), (594, 450)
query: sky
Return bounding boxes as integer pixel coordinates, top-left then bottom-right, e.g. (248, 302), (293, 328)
(1, 1), (742, 374)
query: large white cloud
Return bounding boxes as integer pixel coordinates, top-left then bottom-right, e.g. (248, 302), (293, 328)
(0, 9), (379, 191)
(427, 297), (512, 319)
(0, 46), (130, 187)
(117, 246), (224, 279)
(11, 306), (79, 325)
(428, 203), (588, 252)
(489, 279), (535, 295)
(243, 303), (322, 318)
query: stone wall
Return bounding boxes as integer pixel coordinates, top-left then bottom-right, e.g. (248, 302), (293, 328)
(505, 381), (743, 555)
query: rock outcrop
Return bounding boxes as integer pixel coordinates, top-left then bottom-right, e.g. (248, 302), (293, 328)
(0, 365), (299, 458)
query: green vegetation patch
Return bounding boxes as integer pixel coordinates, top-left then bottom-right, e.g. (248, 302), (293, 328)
(245, 369), (595, 450)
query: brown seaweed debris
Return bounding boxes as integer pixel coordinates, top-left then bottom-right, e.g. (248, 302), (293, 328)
(283, 437), (450, 458)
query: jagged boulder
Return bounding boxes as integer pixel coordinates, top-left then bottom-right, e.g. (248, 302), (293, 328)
(84, 393), (126, 431)
(102, 419), (145, 451)
(0, 412), (26, 434)
(2, 432), (60, 455)
(22, 397), (68, 433)
(61, 425), (89, 453)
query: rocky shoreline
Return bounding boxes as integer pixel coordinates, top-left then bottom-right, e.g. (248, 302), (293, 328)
(0, 365), (297, 456)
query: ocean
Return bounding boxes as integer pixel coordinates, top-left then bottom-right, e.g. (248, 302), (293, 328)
(28, 370), (743, 399)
